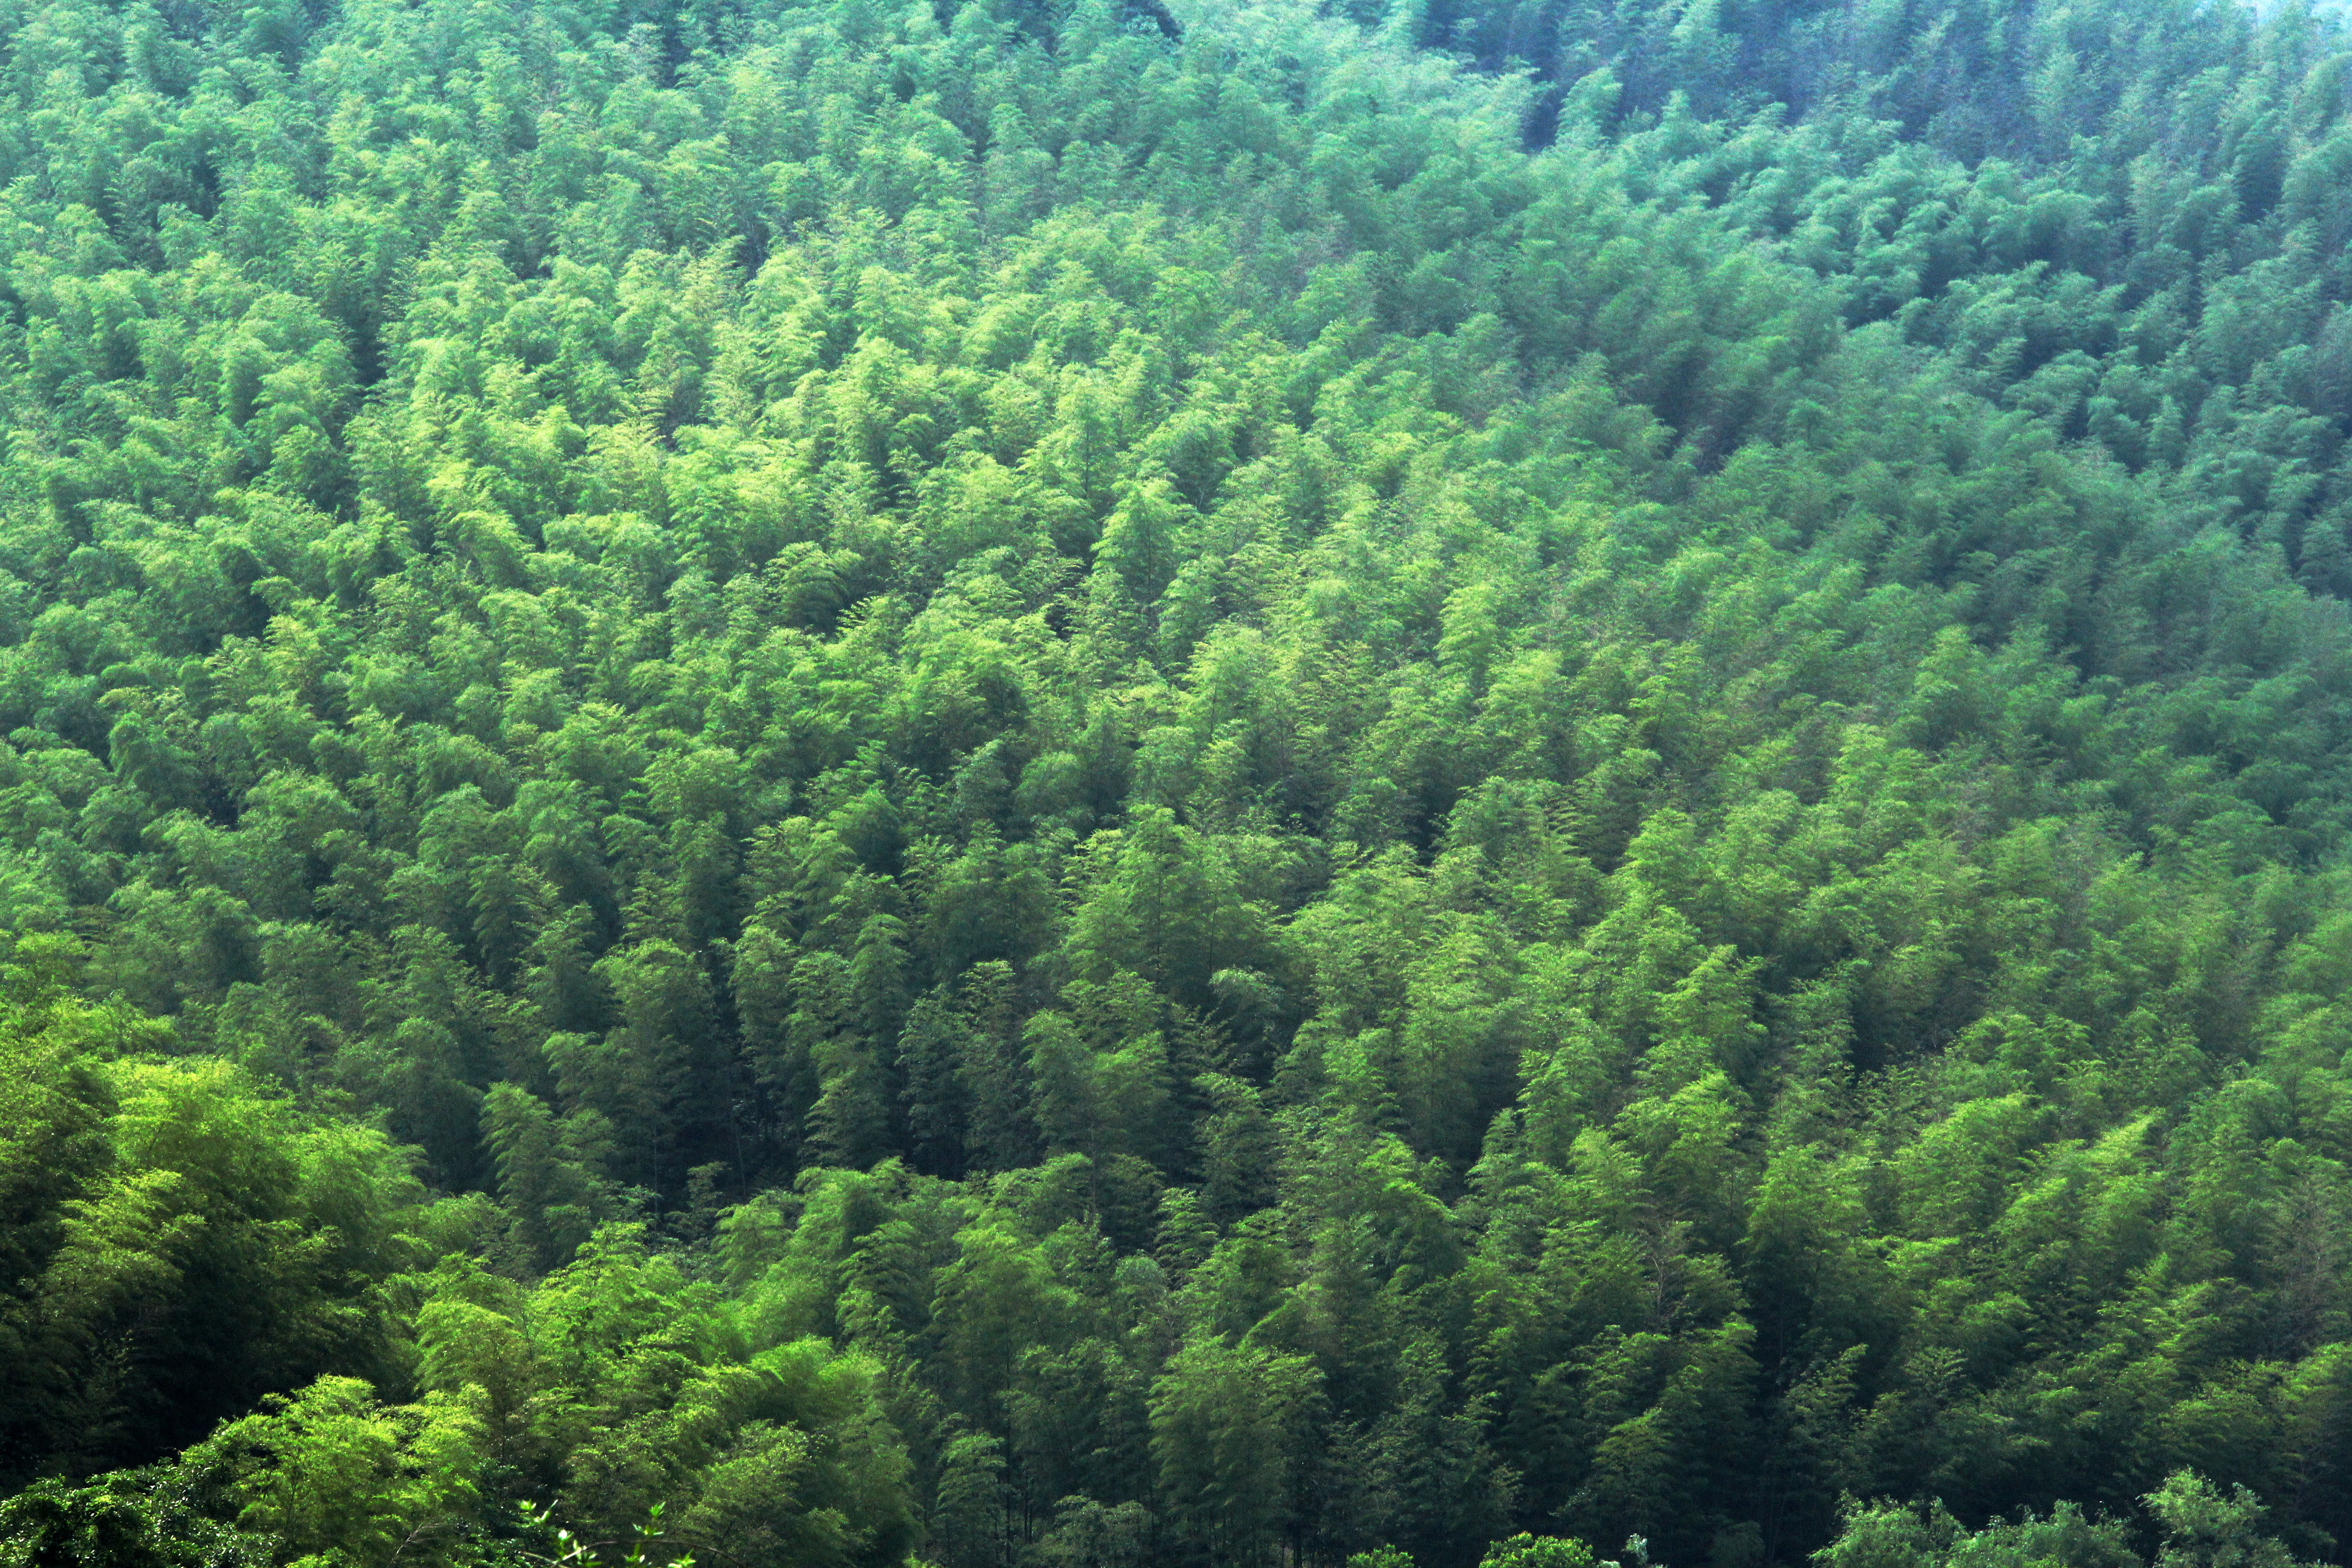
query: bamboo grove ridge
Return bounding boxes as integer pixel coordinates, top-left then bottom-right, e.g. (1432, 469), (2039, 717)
(3, 0), (2352, 1561)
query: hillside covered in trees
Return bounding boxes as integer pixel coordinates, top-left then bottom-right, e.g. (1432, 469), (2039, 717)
(3, 0), (2352, 1561)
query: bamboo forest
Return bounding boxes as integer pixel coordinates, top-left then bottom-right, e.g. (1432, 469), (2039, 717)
(3, 0), (2352, 1561)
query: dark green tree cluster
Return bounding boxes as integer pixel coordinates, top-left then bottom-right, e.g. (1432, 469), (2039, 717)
(4, 0), (2352, 1561)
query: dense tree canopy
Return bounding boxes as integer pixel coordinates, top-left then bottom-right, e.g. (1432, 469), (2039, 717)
(2, 0), (2351, 1561)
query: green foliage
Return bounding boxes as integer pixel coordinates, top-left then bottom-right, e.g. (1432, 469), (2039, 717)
(0, 974), (426, 1487)
(201, 1377), (483, 1568)
(3, 0), (2352, 1559)
(1480, 1539), (1597, 1568)
(0, 1466), (274, 1568)
(1815, 1470), (2320, 1568)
